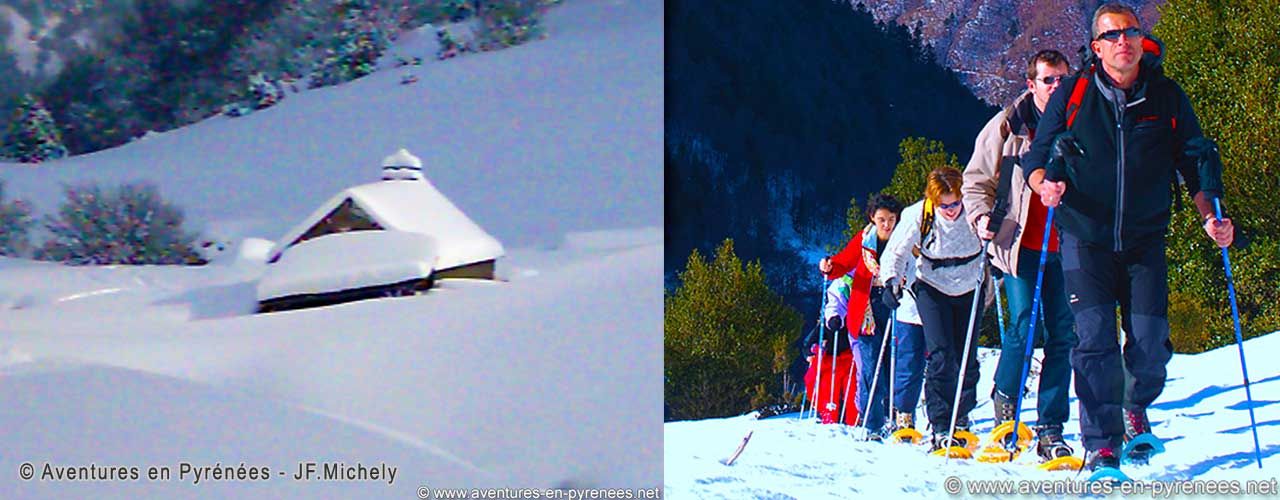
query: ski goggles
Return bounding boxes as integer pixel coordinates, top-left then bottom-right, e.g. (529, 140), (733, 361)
(1095, 27), (1142, 42)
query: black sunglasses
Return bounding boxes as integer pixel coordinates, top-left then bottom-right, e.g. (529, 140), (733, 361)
(1095, 27), (1142, 42)
(1037, 76), (1064, 85)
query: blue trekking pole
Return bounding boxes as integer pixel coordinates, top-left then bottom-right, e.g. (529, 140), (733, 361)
(1215, 198), (1262, 469)
(994, 278), (1007, 343)
(1004, 206), (1055, 459)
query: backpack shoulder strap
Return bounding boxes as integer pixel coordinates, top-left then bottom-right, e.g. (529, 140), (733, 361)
(919, 199), (935, 243)
(1065, 67), (1095, 129)
(912, 199), (935, 258)
(990, 155), (1016, 223)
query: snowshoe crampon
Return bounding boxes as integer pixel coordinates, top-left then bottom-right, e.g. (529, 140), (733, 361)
(976, 443), (1019, 463)
(931, 445), (973, 459)
(988, 421), (1033, 450)
(1038, 455), (1085, 471)
(954, 430), (981, 452)
(890, 427), (923, 445)
(930, 431), (979, 458)
(975, 421), (1033, 463)
(1121, 433), (1165, 465)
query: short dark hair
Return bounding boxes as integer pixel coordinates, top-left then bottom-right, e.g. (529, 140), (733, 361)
(1026, 50), (1070, 81)
(866, 193), (903, 219)
(1091, 2), (1141, 40)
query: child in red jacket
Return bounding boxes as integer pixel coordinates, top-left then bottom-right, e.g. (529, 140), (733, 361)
(804, 275), (858, 425)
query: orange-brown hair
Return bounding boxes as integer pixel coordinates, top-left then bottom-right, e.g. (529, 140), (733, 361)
(924, 166), (964, 203)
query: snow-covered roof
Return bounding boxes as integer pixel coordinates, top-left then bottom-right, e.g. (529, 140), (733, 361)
(269, 178), (503, 272)
(257, 230), (437, 301)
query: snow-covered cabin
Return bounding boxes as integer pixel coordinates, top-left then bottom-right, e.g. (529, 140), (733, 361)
(257, 149), (504, 311)
(268, 149), (503, 278)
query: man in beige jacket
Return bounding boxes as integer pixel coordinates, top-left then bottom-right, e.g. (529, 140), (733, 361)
(961, 50), (1078, 462)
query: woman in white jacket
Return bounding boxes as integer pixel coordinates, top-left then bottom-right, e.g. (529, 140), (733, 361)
(879, 166), (985, 452)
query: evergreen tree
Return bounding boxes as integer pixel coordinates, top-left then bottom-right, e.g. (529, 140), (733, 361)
(310, 0), (389, 88)
(40, 46), (149, 154)
(1154, 0), (1280, 352)
(2, 93), (68, 163)
(474, 0), (550, 51)
(0, 181), (34, 257)
(879, 136), (959, 206)
(665, 239), (801, 420)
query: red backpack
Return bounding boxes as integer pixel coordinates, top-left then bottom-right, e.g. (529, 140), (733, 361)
(1065, 37), (1167, 129)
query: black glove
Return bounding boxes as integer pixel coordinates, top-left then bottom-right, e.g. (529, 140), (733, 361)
(1184, 137), (1224, 198)
(1046, 132), (1084, 183)
(826, 315), (844, 333)
(822, 328), (852, 356)
(986, 206), (1006, 235)
(882, 283), (902, 310)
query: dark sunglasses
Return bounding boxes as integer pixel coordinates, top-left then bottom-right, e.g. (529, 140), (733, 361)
(1037, 75), (1064, 85)
(936, 199), (963, 210)
(1095, 27), (1142, 42)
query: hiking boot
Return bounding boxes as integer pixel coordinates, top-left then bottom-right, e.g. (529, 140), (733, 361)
(1084, 447), (1120, 472)
(893, 410), (915, 431)
(929, 432), (960, 453)
(1124, 408), (1156, 464)
(954, 414), (971, 433)
(1124, 408), (1152, 441)
(992, 390), (1016, 428)
(1034, 424), (1074, 461)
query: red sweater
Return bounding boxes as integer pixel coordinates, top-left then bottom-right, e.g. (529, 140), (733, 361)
(1021, 192), (1060, 252)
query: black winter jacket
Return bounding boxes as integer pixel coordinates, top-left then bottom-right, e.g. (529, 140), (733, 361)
(1022, 38), (1204, 252)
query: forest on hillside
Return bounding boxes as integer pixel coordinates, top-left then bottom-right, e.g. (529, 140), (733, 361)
(0, 0), (550, 159)
(665, 0), (997, 314)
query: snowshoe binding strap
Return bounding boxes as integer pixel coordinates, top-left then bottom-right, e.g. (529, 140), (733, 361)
(1038, 455), (1085, 472)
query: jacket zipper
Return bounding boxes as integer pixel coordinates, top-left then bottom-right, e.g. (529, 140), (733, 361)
(1114, 97), (1126, 252)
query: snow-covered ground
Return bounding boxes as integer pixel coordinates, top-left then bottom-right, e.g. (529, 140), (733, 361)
(0, 1), (661, 498)
(666, 332), (1280, 499)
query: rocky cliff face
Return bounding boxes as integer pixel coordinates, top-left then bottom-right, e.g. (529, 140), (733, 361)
(863, 0), (1165, 106)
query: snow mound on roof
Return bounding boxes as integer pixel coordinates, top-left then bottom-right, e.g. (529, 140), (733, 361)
(258, 231), (436, 301)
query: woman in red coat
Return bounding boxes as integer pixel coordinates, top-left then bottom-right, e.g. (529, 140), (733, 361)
(817, 194), (903, 436)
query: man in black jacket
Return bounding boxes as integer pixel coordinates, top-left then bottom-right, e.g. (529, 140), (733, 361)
(1020, 3), (1234, 472)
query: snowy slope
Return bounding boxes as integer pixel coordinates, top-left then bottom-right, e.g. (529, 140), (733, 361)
(665, 333), (1280, 499)
(0, 1), (662, 498)
(0, 0), (661, 250)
